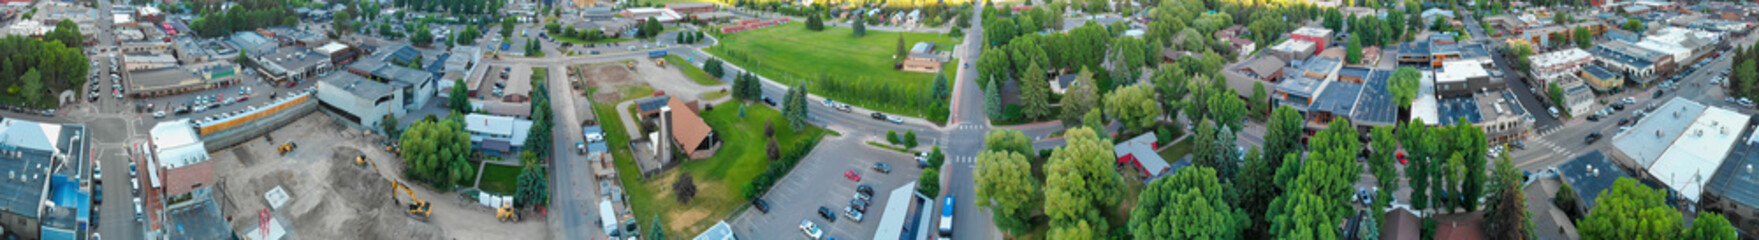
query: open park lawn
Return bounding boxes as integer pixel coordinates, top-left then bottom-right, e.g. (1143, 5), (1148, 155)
(606, 101), (828, 236)
(666, 55), (725, 86)
(707, 22), (957, 117)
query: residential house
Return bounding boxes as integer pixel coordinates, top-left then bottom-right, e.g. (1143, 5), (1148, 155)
(901, 42), (949, 73)
(1239, 56), (1287, 82)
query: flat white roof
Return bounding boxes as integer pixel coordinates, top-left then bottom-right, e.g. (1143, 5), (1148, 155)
(1648, 105), (1748, 202)
(1436, 61), (1489, 83)
(1528, 48), (1590, 68)
(1614, 98), (1707, 167)
(150, 121), (201, 150)
(1413, 71), (1441, 122)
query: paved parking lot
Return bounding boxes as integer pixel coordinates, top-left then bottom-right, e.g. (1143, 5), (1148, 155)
(728, 134), (924, 240)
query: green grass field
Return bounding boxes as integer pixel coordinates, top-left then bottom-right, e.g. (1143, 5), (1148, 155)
(706, 22), (957, 117)
(477, 163), (522, 194)
(602, 101), (827, 237)
(1156, 138), (1196, 163)
(666, 55), (724, 86)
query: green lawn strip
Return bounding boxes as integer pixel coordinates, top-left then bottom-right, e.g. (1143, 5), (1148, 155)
(705, 22), (956, 118)
(863, 141), (912, 153)
(1155, 138), (1196, 162)
(532, 67), (548, 83)
(476, 163), (522, 194)
(617, 85), (657, 103)
(700, 90), (729, 101)
(601, 100), (826, 236)
(597, 102), (659, 236)
(665, 55), (724, 86)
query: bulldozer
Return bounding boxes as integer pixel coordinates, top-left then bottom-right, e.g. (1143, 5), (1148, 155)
(496, 202), (519, 222)
(360, 155), (433, 221)
(278, 142), (297, 155)
(655, 58), (666, 68)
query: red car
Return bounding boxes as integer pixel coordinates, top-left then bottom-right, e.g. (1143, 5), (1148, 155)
(844, 170), (860, 181)
(1397, 152), (1408, 164)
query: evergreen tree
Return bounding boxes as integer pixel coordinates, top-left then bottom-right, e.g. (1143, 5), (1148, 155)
(986, 79), (1002, 118)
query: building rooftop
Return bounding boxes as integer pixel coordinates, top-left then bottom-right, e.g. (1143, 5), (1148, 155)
(1351, 69), (1399, 124)
(1582, 64), (1618, 80)
(1706, 117), (1759, 213)
(1529, 48), (1591, 68)
(1271, 40), (1316, 53)
(1298, 57), (1343, 78)
(636, 95), (672, 113)
(0, 119), (59, 219)
(1337, 66), (1373, 80)
(1613, 97), (1709, 168)
(1474, 90), (1529, 122)
(1437, 96), (1483, 125)
(1436, 61), (1489, 84)
(1646, 103), (1747, 203)
(151, 121), (208, 168)
(1114, 132), (1170, 177)
(1588, 44), (1660, 71)
(1312, 81), (1364, 116)
(666, 97), (714, 156)
(319, 72), (393, 99)
(260, 47), (328, 77)
(1293, 26), (1333, 37)
(1276, 76), (1328, 100)
(1241, 56), (1287, 77)
(1559, 151), (1635, 210)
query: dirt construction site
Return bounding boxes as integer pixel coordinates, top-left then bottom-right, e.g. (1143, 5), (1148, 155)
(209, 113), (549, 240)
(575, 57), (719, 103)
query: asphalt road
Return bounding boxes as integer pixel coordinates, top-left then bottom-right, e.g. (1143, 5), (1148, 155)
(940, 3), (1000, 240)
(1465, 14), (1563, 130)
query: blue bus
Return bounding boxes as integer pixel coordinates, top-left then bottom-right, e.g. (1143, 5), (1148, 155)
(939, 195), (954, 237)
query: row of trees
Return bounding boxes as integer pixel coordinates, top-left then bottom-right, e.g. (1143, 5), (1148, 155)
(186, 0), (297, 38)
(0, 34), (89, 108)
(1723, 46), (1759, 99)
(514, 68), (555, 207)
(389, 0), (505, 16)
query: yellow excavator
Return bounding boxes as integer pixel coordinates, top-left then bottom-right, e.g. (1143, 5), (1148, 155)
(496, 202), (519, 222)
(358, 155), (433, 221)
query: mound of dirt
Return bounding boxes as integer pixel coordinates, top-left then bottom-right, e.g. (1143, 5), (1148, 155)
(327, 153), (392, 209)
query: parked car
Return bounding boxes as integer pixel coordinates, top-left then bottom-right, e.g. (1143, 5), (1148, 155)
(872, 163), (891, 174)
(844, 206), (865, 222)
(870, 112), (887, 120)
(799, 220), (824, 239)
(850, 199), (869, 212)
(844, 170), (860, 181)
(752, 199), (770, 214)
(853, 192), (870, 202)
(817, 207), (837, 222)
(887, 116), (905, 124)
(856, 184), (874, 196)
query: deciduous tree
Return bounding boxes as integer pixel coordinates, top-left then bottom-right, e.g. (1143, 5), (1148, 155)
(975, 150), (1040, 235)
(1579, 178), (1684, 239)
(1389, 66), (1422, 109)
(1044, 127), (1123, 239)
(1103, 84), (1160, 134)
(1129, 166), (1245, 239)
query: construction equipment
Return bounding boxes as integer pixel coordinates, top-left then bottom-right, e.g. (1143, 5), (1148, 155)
(360, 155), (433, 221)
(626, 61), (635, 70)
(496, 202), (519, 222)
(394, 181), (433, 220)
(278, 142), (297, 155)
(655, 58), (666, 68)
(355, 155), (368, 167)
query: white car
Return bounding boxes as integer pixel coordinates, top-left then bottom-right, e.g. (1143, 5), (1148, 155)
(799, 219), (823, 239)
(844, 206), (865, 222)
(152, 111), (165, 118)
(887, 116), (904, 124)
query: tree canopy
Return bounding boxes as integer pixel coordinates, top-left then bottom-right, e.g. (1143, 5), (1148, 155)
(1044, 127), (1124, 239)
(399, 115), (477, 190)
(975, 150), (1041, 235)
(1129, 166), (1246, 239)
